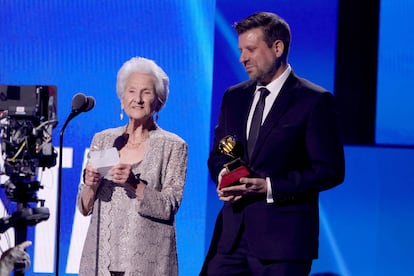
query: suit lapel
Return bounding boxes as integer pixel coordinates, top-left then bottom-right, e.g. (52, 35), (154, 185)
(251, 73), (298, 161)
(238, 82), (257, 145)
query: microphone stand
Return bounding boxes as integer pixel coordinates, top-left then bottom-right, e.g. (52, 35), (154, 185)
(55, 111), (79, 276)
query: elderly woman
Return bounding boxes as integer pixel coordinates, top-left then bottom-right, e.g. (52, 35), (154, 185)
(77, 57), (188, 276)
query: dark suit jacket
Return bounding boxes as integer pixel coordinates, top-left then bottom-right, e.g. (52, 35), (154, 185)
(207, 72), (345, 262)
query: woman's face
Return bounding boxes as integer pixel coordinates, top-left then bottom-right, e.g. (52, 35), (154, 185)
(121, 72), (157, 122)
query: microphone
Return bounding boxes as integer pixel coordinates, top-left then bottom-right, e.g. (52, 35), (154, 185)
(71, 93), (87, 112)
(56, 92), (95, 276)
(61, 92), (96, 135)
(71, 93), (96, 113)
(84, 96), (96, 112)
(63, 93), (95, 129)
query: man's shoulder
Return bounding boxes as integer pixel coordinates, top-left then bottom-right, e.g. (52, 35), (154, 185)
(224, 80), (256, 99)
(289, 72), (329, 94)
(228, 79), (256, 92)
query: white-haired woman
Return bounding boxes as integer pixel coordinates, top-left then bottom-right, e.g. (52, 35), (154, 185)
(77, 57), (188, 276)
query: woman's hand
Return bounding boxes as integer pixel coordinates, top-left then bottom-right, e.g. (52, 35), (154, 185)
(83, 164), (101, 189)
(110, 163), (145, 200)
(109, 163), (132, 184)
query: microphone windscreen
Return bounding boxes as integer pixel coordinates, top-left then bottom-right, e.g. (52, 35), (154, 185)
(85, 96), (96, 112)
(71, 93), (87, 111)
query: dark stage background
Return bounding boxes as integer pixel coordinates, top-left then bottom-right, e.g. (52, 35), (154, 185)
(0, 0), (413, 275)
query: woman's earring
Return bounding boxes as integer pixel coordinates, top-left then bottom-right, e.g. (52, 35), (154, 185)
(120, 109), (124, 120)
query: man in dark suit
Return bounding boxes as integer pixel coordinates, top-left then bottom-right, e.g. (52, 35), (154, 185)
(201, 12), (345, 276)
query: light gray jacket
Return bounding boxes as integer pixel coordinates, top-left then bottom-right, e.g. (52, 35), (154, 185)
(77, 125), (188, 276)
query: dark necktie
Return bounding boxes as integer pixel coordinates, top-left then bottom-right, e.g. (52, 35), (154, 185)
(247, 87), (270, 159)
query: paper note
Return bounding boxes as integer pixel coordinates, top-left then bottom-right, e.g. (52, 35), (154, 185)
(88, 147), (120, 180)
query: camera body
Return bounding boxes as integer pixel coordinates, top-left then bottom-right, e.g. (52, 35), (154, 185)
(0, 85), (57, 204)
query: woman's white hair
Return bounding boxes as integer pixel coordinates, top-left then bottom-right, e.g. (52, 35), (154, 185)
(116, 56), (169, 113)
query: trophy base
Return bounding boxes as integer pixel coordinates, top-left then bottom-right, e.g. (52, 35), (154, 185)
(219, 165), (250, 189)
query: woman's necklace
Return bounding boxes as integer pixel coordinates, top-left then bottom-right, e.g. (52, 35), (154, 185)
(126, 134), (148, 149)
(126, 140), (145, 148)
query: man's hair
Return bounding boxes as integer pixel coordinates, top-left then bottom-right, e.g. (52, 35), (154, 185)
(234, 12), (291, 61)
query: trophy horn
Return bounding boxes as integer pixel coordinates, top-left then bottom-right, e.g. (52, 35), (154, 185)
(218, 135), (239, 158)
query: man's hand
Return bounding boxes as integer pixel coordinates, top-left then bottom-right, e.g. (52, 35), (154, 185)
(0, 241), (32, 275)
(217, 177), (267, 202)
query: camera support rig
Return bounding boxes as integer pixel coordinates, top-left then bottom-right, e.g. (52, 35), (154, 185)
(0, 85), (57, 274)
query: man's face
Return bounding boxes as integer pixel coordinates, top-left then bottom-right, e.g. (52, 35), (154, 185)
(238, 27), (280, 84)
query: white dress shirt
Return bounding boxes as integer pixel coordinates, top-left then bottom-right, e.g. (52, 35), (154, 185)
(246, 65), (292, 203)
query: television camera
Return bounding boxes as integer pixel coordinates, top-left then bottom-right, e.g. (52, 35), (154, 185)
(0, 85), (57, 244)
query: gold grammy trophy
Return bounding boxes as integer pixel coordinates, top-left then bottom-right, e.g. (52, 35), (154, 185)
(218, 135), (250, 189)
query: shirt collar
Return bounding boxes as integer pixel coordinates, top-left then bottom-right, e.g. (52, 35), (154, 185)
(256, 64), (292, 94)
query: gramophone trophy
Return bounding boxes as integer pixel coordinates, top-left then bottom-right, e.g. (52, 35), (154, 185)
(218, 135), (250, 189)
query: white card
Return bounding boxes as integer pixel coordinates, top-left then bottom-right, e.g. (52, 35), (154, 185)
(88, 147), (120, 180)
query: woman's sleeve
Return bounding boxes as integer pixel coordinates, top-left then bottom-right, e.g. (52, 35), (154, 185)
(76, 132), (103, 215)
(137, 139), (188, 222)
